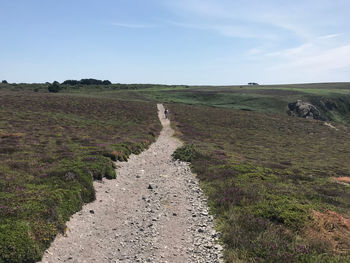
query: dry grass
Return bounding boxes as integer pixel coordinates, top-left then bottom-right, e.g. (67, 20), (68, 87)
(305, 210), (350, 253)
(334, 177), (350, 184)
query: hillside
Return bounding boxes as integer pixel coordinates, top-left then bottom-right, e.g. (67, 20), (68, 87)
(146, 83), (350, 125)
(0, 82), (350, 262)
(0, 91), (161, 262)
(4, 81), (347, 125)
(170, 103), (350, 262)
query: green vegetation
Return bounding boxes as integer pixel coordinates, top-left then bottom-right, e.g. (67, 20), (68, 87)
(151, 83), (350, 125)
(62, 79), (111, 86)
(0, 91), (161, 262)
(3, 81), (350, 125)
(46, 81), (350, 125)
(1, 81), (350, 262)
(48, 81), (62, 93)
(172, 144), (198, 162)
(169, 103), (350, 262)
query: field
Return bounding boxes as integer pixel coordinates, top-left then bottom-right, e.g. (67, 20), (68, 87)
(24, 81), (349, 125)
(3, 82), (350, 125)
(1, 82), (350, 262)
(170, 103), (350, 262)
(147, 83), (350, 125)
(0, 90), (161, 262)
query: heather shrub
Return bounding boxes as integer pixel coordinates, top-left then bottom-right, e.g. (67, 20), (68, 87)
(170, 103), (350, 262)
(0, 91), (161, 262)
(0, 220), (42, 263)
(172, 143), (198, 162)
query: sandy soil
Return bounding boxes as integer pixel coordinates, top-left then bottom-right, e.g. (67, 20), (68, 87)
(40, 104), (222, 263)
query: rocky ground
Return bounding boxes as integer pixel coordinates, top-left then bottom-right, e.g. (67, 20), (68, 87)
(40, 104), (223, 263)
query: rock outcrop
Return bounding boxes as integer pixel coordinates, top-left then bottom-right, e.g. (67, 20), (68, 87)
(287, 100), (322, 120)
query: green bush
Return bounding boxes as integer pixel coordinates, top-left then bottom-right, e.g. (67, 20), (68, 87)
(84, 155), (116, 180)
(172, 143), (198, 162)
(251, 195), (311, 229)
(0, 220), (42, 263)
(47, 81), (62, 93)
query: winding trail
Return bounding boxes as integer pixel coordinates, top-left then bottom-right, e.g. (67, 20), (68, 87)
(40, 104), (222, 263)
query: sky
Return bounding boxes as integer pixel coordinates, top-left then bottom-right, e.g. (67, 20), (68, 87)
(0, 0), (350, 85)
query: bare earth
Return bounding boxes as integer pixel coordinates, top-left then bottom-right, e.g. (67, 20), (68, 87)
(40, 104), (223, 263)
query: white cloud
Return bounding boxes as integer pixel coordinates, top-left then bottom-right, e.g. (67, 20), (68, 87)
(160, 0), (350, 83)
(212, 25), (277, 39)
(166, 20), (278, 39)
(166, 20), (205, 30)
(289, 44), (350, 71)
(110, 23), (158, 29)
(162, 0), (314, 39)
(248, 48), (263, 55)
(266, 43), (314, 57)
(317, 33), (342, 40)
(266, 44), (350, 79)
(165, 0), (231, 18)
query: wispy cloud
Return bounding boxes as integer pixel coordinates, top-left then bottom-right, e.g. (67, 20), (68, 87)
(317, 33), (343, 40)
(166, 20), (204, 30)
(167, 20), (277, 39)
(265, 43), (314, 57)
(248, 48), (264, 55)
(163, 0), (313, 39)
(110, 23), (158, 29)
(287, 44), (350, 71)
(265, 43), (350, 78)
(166, 0), (231, 19)
(212, 25), (277, 39)
(162, 0), (349, 42)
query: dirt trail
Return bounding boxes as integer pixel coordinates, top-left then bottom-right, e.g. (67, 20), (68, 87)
(40, 104), (222, 263)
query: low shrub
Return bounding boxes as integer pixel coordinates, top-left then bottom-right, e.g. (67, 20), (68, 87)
(84, 155), (116, 180)
(0, 91), (161, 262)
(172, 143), (198, 162)
(169, 103), (350, 262)
(0, 220), (42, 263)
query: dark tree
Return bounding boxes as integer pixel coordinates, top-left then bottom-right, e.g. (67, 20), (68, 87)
(48, 81), (61, 93)
(1, 80), (8, 84)
(61, 78), (112, 86)
(80, 78), (102, 85)
(63, 80), (80, 86)
(102, 80), (112, 85)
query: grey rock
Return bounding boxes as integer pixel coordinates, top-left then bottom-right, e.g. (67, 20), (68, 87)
(287, 100), (322, 120)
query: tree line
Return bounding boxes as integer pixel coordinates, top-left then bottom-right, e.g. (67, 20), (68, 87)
(62, 79), (112, 86)
(48, 79), (112, 92)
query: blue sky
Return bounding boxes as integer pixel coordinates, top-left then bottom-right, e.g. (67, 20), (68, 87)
(1, 0), (350, 85)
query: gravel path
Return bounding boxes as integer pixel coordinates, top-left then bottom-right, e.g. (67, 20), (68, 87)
(40, 104), (223, 263)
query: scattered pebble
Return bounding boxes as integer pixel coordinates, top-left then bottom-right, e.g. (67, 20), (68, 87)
(39, 104), (223, 263)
